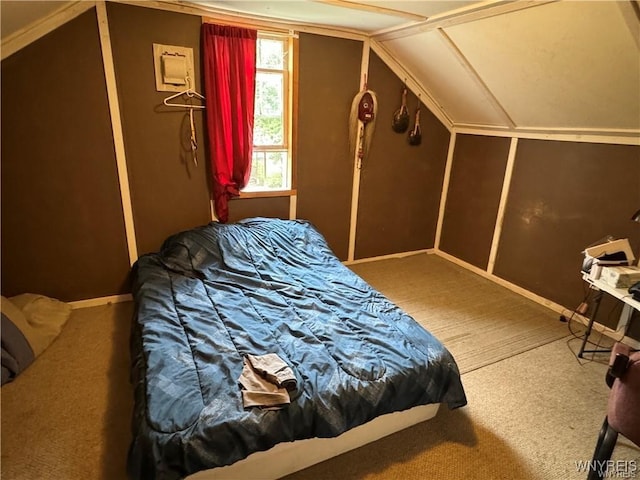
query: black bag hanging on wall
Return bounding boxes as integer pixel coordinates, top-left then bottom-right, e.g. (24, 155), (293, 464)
(392, 87), (410, 133)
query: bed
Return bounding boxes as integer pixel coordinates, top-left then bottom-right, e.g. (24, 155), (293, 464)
(128, 218), (467, 480)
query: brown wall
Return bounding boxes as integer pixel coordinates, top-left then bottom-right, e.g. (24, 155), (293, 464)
(1, 9), (131, 301)
(296, 33), (362, 260)
(107, 3), (211, 256)
(354, 52), (451, 259)
(494, 139), (640, 321)
(226, 196), (291, 222)
(439, 134), (511, 269)
(444, 135), (640, 335)
(228, 197), (290, 223)
(228, 32), (364, 238)
(3, 1), (638, 325)
(225, 196), (291, 223)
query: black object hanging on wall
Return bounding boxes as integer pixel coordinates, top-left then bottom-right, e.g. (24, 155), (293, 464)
(408, 107), (422, 146)
(392, 87), (410, 133)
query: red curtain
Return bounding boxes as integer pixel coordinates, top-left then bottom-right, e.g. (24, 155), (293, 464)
(202, 24), (257, 223)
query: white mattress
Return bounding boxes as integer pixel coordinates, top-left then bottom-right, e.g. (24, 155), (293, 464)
(187, 402), (441, 480)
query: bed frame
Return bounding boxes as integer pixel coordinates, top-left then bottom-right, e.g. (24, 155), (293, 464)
(187, 403), (440, 479)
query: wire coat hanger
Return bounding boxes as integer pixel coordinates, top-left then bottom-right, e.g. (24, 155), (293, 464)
(163, 89), (206, 109)
(162, 76), (206, 109)
(162, 77), (205, 166)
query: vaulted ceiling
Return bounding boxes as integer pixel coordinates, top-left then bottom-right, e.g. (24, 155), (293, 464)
(2, 0), (639, 139)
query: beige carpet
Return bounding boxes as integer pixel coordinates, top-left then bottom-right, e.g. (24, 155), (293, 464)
(350, 253), (568, 373)
(284, 337), (639, 480)
(1, 301), (134, 480)
(2, 253), (636, 479)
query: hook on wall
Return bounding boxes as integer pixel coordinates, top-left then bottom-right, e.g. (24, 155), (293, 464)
(392, 86), (410, 133)
(408, 105), (422, 146)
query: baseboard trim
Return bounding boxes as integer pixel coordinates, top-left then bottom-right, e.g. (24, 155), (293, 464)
(435, 250), (565, 310)
(69, 294), (132, 309)
(344, 249), (434, 266)
(434, 249), (640, 349)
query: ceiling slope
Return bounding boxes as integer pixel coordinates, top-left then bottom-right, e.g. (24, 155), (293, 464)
(444, 1), (639, 133)
(373, 1), (640, 136)
(2, 0), (639, 139)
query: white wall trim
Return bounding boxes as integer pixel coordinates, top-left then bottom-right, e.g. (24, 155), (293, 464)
(454, 125), (640, 146)
(346, 247), (640, 349)
(347, 39), (370, 262)
(372, 0), (556, 42)
(434, 132), (456, 250)
(435, 249), (568, 313)
(210, 199), (217, 222)
(370, 40), (453, 132)
(1, 0), (367, 63)
(436, 249), (640, 349)
(487, 137), (517, 274)
(123, 0), (367, 41)
(69, 293), (133, 309)
(344, 249), (433, 266)
(96, 1), (139, 266)
(436, 28), (515, 129)
(1, 1), (96, 60)
(289, 194), (297, 220)
(315, 0), (427, 22)
(617, 0), (640, 50)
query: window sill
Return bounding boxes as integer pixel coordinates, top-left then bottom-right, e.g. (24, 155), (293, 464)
(237, 189), (297, 199)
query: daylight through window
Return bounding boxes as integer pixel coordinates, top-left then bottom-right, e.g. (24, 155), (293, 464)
(244, 34), (292, 192)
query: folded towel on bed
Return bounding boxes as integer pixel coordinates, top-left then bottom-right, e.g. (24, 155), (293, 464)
(246, 353), (297, 391)
(238, 354), (297, 409)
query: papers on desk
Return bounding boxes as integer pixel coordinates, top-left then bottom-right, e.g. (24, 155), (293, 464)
(582, 238), (635, 279)
(600, 265), (640, 288)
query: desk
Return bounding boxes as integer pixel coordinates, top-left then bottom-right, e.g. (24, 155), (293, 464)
(578, 275), (640, 358)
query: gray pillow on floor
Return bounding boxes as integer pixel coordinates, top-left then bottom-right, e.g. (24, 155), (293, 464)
(1, 294), (71, 385)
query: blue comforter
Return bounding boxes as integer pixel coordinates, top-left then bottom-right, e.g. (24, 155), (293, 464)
(128, 218), (466, 480)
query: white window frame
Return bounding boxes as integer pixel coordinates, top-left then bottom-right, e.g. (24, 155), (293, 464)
(243, 32), (294, 196)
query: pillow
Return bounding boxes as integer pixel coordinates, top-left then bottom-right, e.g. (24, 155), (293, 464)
(1, 299), (35, 385)
(8, 294), (72, 356)
(1, 294), (71, 385)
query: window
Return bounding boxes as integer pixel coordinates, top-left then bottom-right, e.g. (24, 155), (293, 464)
(243, 34), (293, 193)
